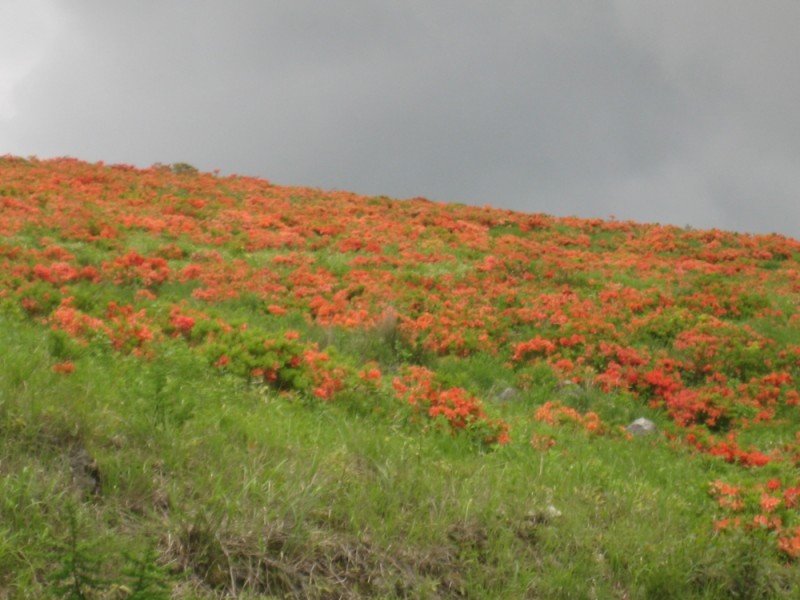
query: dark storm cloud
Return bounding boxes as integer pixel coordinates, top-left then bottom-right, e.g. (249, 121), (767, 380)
(2, 1), (799, 238)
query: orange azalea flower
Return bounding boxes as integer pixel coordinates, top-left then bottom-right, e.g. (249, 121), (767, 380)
(760, 494), (781, 513)
(52, 361), (75, 374)
(779, 530), (800, 558)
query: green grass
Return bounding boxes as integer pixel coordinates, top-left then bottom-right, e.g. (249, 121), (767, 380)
(2, 314), (799, 598)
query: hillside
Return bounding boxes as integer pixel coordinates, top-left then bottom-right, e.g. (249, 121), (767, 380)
(1, 155), (800, 598)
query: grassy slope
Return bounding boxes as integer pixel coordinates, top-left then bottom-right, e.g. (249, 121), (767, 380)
(1, 156), (799, 598)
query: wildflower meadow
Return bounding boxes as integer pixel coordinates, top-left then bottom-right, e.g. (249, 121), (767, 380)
(1, 155), (799, 597)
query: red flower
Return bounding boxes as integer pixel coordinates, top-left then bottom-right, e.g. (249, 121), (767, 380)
(52, 361), (75, 374)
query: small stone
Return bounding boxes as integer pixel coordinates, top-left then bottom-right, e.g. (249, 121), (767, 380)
(545, 504), (562, 519)
(497, 387), (518, 401)
(626, 417), (657, 436)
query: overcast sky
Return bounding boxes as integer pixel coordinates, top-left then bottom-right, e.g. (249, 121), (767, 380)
(2, 1), (799, 238)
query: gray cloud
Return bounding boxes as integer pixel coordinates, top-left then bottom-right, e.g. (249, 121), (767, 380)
(2, 1), (799, 238)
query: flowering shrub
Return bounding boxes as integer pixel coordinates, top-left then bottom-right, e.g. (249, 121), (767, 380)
(101, 251), (170, 288)
(47, 297), (109, 345)
(204, 328), (314, 393)
(710, 477), (800, 559)
(392, 366), (509, 446)
(533, 401), (607, 435)
(530, 433), (557, 451)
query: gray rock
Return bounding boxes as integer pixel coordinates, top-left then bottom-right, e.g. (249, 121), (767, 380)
(545, 504), (562, 519)
(496, 387), (519, 401)
(626, 417), (657, 436)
